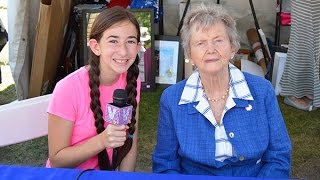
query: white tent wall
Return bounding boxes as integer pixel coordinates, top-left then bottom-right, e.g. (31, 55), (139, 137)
(163, 0), (290, 47)
(7, 0), (40, 100)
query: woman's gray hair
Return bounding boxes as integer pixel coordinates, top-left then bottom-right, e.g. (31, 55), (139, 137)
(180, 3), (240, 59)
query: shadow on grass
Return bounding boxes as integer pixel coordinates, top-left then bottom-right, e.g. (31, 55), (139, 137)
(277, 96), (320, 179)
(0, 137), (48, 167)
(0, 85), (319, 179)
(0, 84), (16, 105)
(136, 85), (165, 172)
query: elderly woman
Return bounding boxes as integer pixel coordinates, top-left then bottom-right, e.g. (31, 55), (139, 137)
(152, 3), (291, 178)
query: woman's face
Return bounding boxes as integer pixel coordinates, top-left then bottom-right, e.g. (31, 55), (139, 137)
(189, 21), (235, 75)
(90, 20), (141, 75)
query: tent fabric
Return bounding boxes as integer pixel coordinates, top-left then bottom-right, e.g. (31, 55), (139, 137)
(8, 0), (40, 100)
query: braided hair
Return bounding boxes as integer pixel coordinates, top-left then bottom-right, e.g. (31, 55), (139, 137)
(88, 6), (140, 170)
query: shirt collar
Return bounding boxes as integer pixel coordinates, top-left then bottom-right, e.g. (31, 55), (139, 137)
(179, 63), (253, 105)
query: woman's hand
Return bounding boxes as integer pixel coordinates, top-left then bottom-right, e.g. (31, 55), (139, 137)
(99, 124), (129, 149)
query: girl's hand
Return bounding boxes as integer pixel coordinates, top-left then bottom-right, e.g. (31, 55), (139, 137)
(99, 124), (129, 148)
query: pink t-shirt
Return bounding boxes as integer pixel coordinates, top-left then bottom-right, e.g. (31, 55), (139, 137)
(46, 67), (141, 170)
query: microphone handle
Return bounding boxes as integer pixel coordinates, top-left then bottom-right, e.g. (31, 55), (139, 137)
(112, 147), (119, 170)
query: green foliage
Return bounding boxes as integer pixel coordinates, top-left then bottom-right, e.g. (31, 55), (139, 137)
(132, 11), (152, 48)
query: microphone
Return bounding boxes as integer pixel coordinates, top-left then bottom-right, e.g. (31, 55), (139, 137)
(105, 89), (133, 170)
(105, 89), (133, 125)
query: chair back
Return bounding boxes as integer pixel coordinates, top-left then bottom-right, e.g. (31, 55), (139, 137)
(0, 94), (51, 147)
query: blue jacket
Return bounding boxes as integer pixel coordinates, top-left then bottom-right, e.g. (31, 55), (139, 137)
(152, 72), (291, 178)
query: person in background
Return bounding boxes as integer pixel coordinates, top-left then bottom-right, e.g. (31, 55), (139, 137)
(152, 3), (291, 178)
(280, 0), (320, 111)
(47, 6), (141, 171)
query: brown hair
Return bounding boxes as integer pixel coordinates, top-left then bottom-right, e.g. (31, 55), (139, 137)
(88, 6), (140, 170)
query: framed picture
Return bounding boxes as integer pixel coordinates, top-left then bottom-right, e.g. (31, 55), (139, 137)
(75, 4), (106, 67)
(78, 7), (155, 91)
(155, 35), (184, 85)
(130, 8), (156, 91)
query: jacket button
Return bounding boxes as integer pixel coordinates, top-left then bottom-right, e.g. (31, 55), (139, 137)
(239, 156), (245, 161)
(229, 132), (234, 138)
(245, 104), (252, 111)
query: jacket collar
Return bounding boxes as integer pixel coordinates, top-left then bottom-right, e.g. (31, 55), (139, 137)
(181, 64), (255, 124)
(180, 64), (253, 105)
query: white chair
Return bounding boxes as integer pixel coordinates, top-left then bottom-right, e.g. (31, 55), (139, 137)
(0, 94), (51, 147)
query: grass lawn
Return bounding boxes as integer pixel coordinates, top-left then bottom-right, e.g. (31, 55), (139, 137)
(0, 78), (319, 179)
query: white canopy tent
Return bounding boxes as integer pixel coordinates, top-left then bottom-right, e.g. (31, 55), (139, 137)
(6, 0), (286, 100)
(7, 0), (40, 100)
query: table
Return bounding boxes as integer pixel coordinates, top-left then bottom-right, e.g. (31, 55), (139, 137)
(0, 165), (258, 180)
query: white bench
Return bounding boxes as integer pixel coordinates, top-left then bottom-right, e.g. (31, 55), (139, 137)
(0, 94), (51, 147)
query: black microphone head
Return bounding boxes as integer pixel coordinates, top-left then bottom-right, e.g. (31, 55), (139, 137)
(113, 89), (127, 107)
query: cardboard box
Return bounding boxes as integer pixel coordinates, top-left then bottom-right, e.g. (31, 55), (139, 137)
(272, 52), (287, 95)
(29, 0), (73, 98)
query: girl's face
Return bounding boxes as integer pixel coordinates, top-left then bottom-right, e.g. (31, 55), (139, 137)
(89, 20), (141, 76)
(189, 21), (235, 75)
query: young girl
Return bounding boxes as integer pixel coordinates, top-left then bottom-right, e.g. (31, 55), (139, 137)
(46, 6), (141, 171)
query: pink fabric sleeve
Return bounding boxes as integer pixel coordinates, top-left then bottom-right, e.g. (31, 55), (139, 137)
(47, 79), (77, 122)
